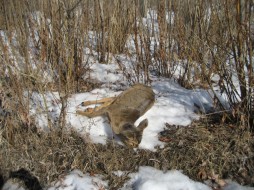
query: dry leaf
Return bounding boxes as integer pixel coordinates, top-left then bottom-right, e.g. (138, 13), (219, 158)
(198, 168), (207, 180)
(158, 137), (171, 142)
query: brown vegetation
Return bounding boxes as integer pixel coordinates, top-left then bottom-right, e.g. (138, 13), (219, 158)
(0, 116), (254, 188)
(0, 0), (254, 188)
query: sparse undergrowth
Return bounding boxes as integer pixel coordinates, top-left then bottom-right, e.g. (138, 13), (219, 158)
(0, 114), (253, 189)
(0, 0), (254, 189)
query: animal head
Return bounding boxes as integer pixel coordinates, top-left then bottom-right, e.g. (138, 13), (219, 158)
(118, 119), (148, 148)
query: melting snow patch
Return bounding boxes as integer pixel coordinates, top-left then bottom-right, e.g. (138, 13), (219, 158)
(48, 170), (108, 190)
(122, 166), (211, 190)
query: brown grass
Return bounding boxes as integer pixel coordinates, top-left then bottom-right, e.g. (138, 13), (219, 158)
(0, 0), (253, 127)
(1, 115), (253, 189)
(0, 0), (254, 189)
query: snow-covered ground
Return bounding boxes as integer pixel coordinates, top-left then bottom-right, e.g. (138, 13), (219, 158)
(46, 166), (254, 190)
(24, 62), (253, 190)
(2, 42), (253, 190)
(48, 166), (212, 190)
(28, 62), (214, 150)
(3, 166), (254, 190)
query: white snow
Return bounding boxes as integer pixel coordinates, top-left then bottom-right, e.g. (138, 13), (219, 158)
(28, 62), (214, 150)
(47, 167), (212, 190)
(3, 167), (254, 190)
(45, 166), (254, 190)
(122, 166), (211, 190)
(48, 170), (108, 190)
(21, 61), (253, 190)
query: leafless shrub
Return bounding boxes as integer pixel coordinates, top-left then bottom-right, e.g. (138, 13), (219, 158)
(150, 0), (254, 129)
(0, 0), (254, 188)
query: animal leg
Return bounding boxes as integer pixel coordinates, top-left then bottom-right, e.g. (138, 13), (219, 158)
(77, 97), (115, 117)
(81, 97), (115, 106)
(76, 108), (106, 117)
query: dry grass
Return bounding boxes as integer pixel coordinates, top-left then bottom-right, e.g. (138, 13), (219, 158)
(161, 118), (254, 185)
(0, 0), (253, 127)
(1, 114), (253, 189)
(0, 0), (254, 189)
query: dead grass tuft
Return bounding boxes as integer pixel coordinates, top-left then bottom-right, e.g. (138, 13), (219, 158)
(160, 116), (254, 186)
